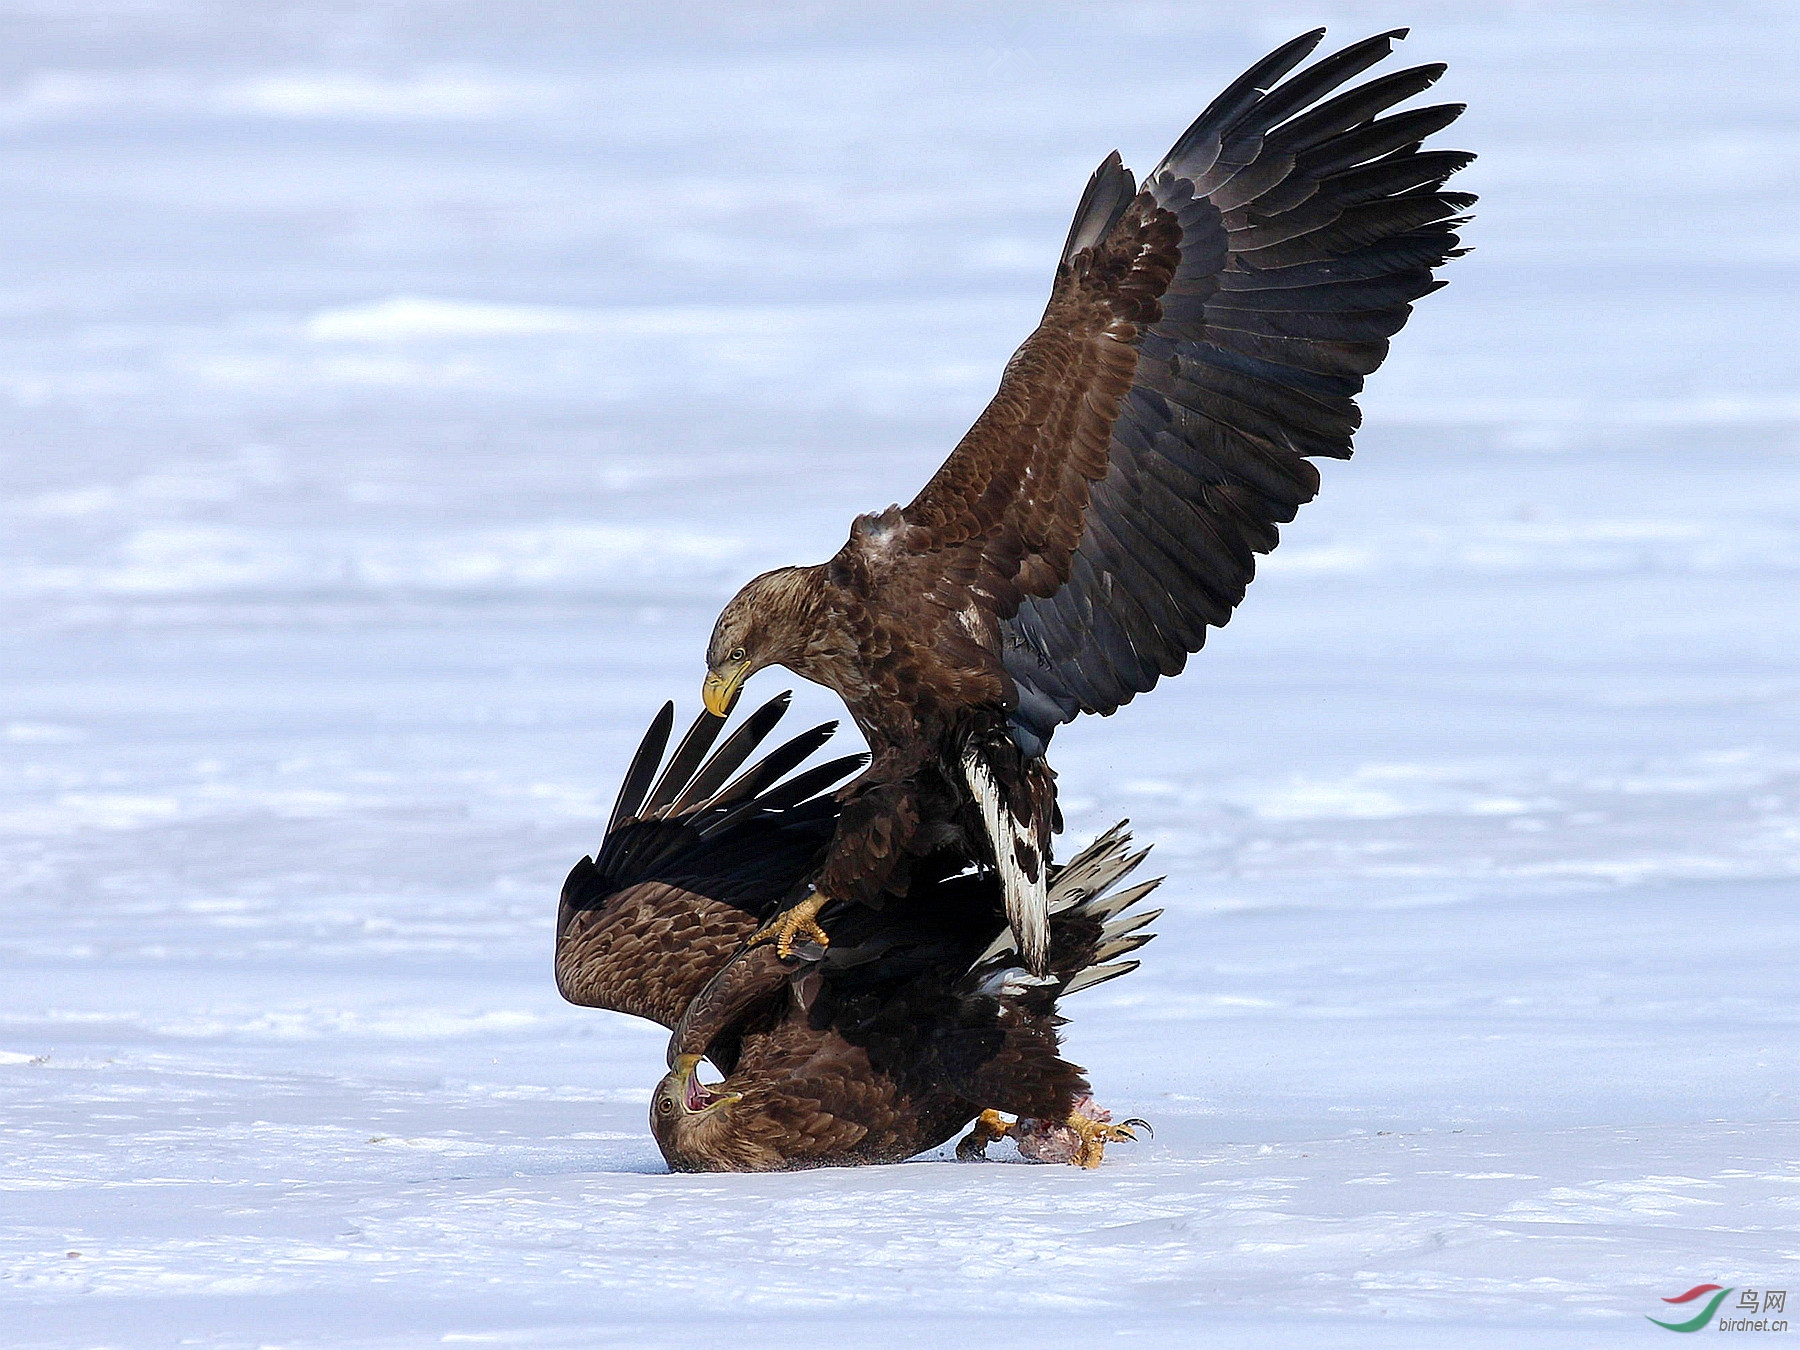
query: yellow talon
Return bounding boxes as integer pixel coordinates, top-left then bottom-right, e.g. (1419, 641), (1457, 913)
(752, 890), (831, 959)
(956, 1109), (1016, 1160)
(1065, 1108), (1147, 1169)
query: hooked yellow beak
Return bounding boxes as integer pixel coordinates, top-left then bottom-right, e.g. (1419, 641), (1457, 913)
(702, 664), (748, 717)
(671, 1053), (740, 1113)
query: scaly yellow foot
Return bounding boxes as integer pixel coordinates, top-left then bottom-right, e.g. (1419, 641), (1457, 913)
(955, 1109), (1016, 1161)
(1065, 1106), (1149, 1169)
(751, 890), (831, 960)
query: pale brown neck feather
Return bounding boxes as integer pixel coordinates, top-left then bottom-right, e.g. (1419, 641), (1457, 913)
(755, 565), (866, 702)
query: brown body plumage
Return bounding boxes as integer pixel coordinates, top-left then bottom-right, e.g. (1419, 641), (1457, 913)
(701, 28), (1474, 972)
(556, 697), (1161, 1172)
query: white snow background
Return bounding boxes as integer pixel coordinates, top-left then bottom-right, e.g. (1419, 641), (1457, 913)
(2, 2), (1797, 1346)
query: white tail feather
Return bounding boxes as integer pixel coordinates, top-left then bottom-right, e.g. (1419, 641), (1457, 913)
(1062, 960), (1140, 996)
(967, 822), (1163, 991)
(972, 833), (1142, 964)
(1046, 831), (1141, 914)
(963, 746), (1049, 974)
(974, 966), (1059, 998)
(973, 926), (1017, 967)
(1092, 932), (1154, 963)
(1098, 905), (1162, 943)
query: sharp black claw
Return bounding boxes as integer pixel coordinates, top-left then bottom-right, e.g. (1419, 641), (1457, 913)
(1120, 1117), (1153, 1139)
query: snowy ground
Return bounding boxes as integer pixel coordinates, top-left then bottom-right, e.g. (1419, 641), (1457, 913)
(3, 2), (1798, 1346)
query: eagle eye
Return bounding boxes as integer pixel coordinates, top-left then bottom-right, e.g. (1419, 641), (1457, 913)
(656, 1097), (674, 1116)
(729, 646), (746, 663)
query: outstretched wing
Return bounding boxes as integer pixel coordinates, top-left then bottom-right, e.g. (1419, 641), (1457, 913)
(554, 693), (864, 1035)
(887, 29), (1473, 755)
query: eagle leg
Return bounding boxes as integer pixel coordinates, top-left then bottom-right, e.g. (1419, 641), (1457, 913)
(749, 889), (831, 960)
(1062, 1106), (1149, 1170)
(1007, 1097), (1151, 1168)
(954, 1109), (1017, 1161)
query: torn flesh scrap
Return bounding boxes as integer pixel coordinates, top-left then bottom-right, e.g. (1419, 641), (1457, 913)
(1017, 1096), (1110, 1164)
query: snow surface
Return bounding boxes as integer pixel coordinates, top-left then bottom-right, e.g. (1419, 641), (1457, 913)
(3, 2), (1798, 1346)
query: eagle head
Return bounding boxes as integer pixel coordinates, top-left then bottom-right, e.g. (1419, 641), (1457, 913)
(649, 1053), (746, 1172)
(703, 565), (824, 716)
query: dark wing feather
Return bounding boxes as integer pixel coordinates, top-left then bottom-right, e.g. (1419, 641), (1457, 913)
(638, 705), (725, 816)
(664, 691), (791, 815)
(876, 30), (1471, 755)
(555, 699), (858, 1032)
(606, 700), (673, 833)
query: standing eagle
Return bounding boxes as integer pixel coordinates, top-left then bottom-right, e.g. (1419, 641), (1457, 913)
(701, 29), (1474, 970)
(556, 696), (1162, 1171)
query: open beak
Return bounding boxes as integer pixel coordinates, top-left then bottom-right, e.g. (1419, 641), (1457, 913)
(702, 665), (747, 718)
(672, 1053), (739, 1113)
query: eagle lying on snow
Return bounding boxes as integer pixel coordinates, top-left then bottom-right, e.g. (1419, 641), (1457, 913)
(701, 28), (1473, 971)
(557, 696), (1161, 1171)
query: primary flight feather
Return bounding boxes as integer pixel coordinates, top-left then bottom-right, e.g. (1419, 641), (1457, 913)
(701, 28), (1474, 971)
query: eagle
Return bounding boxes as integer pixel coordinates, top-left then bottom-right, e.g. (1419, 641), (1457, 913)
(555, 695), (1162, 1171)
(699, 28), (1474, 971)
